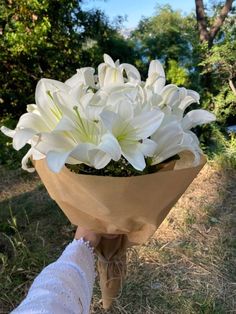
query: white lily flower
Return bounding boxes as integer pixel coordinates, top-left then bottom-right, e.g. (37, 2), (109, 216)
(33, 89), (121, 173)
(151, 120), (201, 166)
(1, 78), (71, 168)
(100, 109), (164, 170)
(145, 60), (166, 94)
(1, 99), (50, 151)
(159, 85), (200, 119)
(35, 78), (71, 128)
(98, 54), (124, 87)
(98, 54), (141, 88)
(65, 67), (96, 89)
(65, 67), (96, 102)
(41, 131), (121, 173)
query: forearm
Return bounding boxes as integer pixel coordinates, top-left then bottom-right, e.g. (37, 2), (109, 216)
(11, 239), (96, 314)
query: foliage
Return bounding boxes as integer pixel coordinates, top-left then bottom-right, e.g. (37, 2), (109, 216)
(213, 86), (236, 125)
(132, 5), (195, 63)
(212, 129), (236, 169)
(0, 0), (136, 117)
(217, 133), (236, 169)
(66, 155), (179, 177)
(166, 59), (189, 86)
(199, 24), (236, 125)
(201, 124), (236, 169)
(201, 41), (236, 82)
(131, 5), (200, 88)
(131, 2), (236, 131)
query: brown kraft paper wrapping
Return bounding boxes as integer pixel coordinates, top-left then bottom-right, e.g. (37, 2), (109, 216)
(34, 155), (206, 308)
(34, 156), (205, 244)
(96, 235), (129, 309)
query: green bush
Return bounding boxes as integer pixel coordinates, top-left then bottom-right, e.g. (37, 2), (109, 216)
(213, 132), (236, 169)
(201, 124), (236, 169)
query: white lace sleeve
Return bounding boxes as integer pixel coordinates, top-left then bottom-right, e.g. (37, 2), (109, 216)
(11, 238), (96, 314)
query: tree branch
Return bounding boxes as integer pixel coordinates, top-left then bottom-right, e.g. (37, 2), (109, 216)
(229, 79), (236, 96)
(195, 0), (234, 46)
(210, 0), (234, 41)
(195, 0), (210, 42)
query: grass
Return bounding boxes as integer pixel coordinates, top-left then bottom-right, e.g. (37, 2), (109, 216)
(0, 162), (236, 314)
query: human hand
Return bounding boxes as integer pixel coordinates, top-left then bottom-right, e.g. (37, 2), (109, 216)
(74, 227), (119, 248)
(74, 226), (101, 248)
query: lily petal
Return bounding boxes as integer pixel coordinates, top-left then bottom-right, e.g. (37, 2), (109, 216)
(71, 143), (109, 168)
(17, 112), (49, 132)
(117, 100), (134, 120)
(100, 110), (118, 132)
(138, 139), (157, 157)
(35, 132), (74, 155)
(121, 63), (141, 83)
(104, 54), (116, 67)
(131, 110), (164, 139)
(122, 144), (146, 171)
(13, 128), (37, 150)
(26, 104), (38, 113)
(21, 149), (36, 173)
(1, 126), (16, 138)
(90, 150), (111, 169)
(146, 60), (166, 93)
(46, 150), (71, 173)
(65, 67), (95, 88)
(182, 109), (216, 130)
(21, 147), (45, 172)
(98, 133), (121, 161)
(35, 79), (68, 129)
(104, 67), (124, 86)
(54, 116), (75, 132)
(148, 60), (165, 79)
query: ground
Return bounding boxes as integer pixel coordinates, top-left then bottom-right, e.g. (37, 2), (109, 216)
(0, 162), (235, 314)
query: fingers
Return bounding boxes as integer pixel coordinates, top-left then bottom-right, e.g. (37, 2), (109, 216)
(74, 226), (122, 247)
(74, 226), (101, 248)
(102, 234), (119, 239)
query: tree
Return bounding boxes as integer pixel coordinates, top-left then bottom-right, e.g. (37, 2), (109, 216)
(193, 0), (236, 114)
(195, 0), (234, 47)
(132, 6), (194, 62)
(131, 6), (200, 88)
(0, 0), (135, 117)
(200, 18), (236, 124)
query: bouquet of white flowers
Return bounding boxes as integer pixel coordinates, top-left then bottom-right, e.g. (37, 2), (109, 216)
(1, 54), (214, 174)
(1, 54), (215, 309)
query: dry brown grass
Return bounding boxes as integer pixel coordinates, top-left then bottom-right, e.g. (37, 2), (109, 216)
(0, 163), (236, 314)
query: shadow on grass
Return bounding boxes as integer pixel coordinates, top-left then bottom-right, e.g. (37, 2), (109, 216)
(0, 183), (73, 313)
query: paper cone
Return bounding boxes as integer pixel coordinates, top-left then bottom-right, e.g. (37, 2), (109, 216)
(96, 235), (128, 309)
(34, 155), (206, 244)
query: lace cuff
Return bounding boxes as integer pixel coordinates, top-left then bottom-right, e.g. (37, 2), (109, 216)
(59, 238), (96, 285)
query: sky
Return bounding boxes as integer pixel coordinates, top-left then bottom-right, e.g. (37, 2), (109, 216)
(81, 0), (201, 28)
